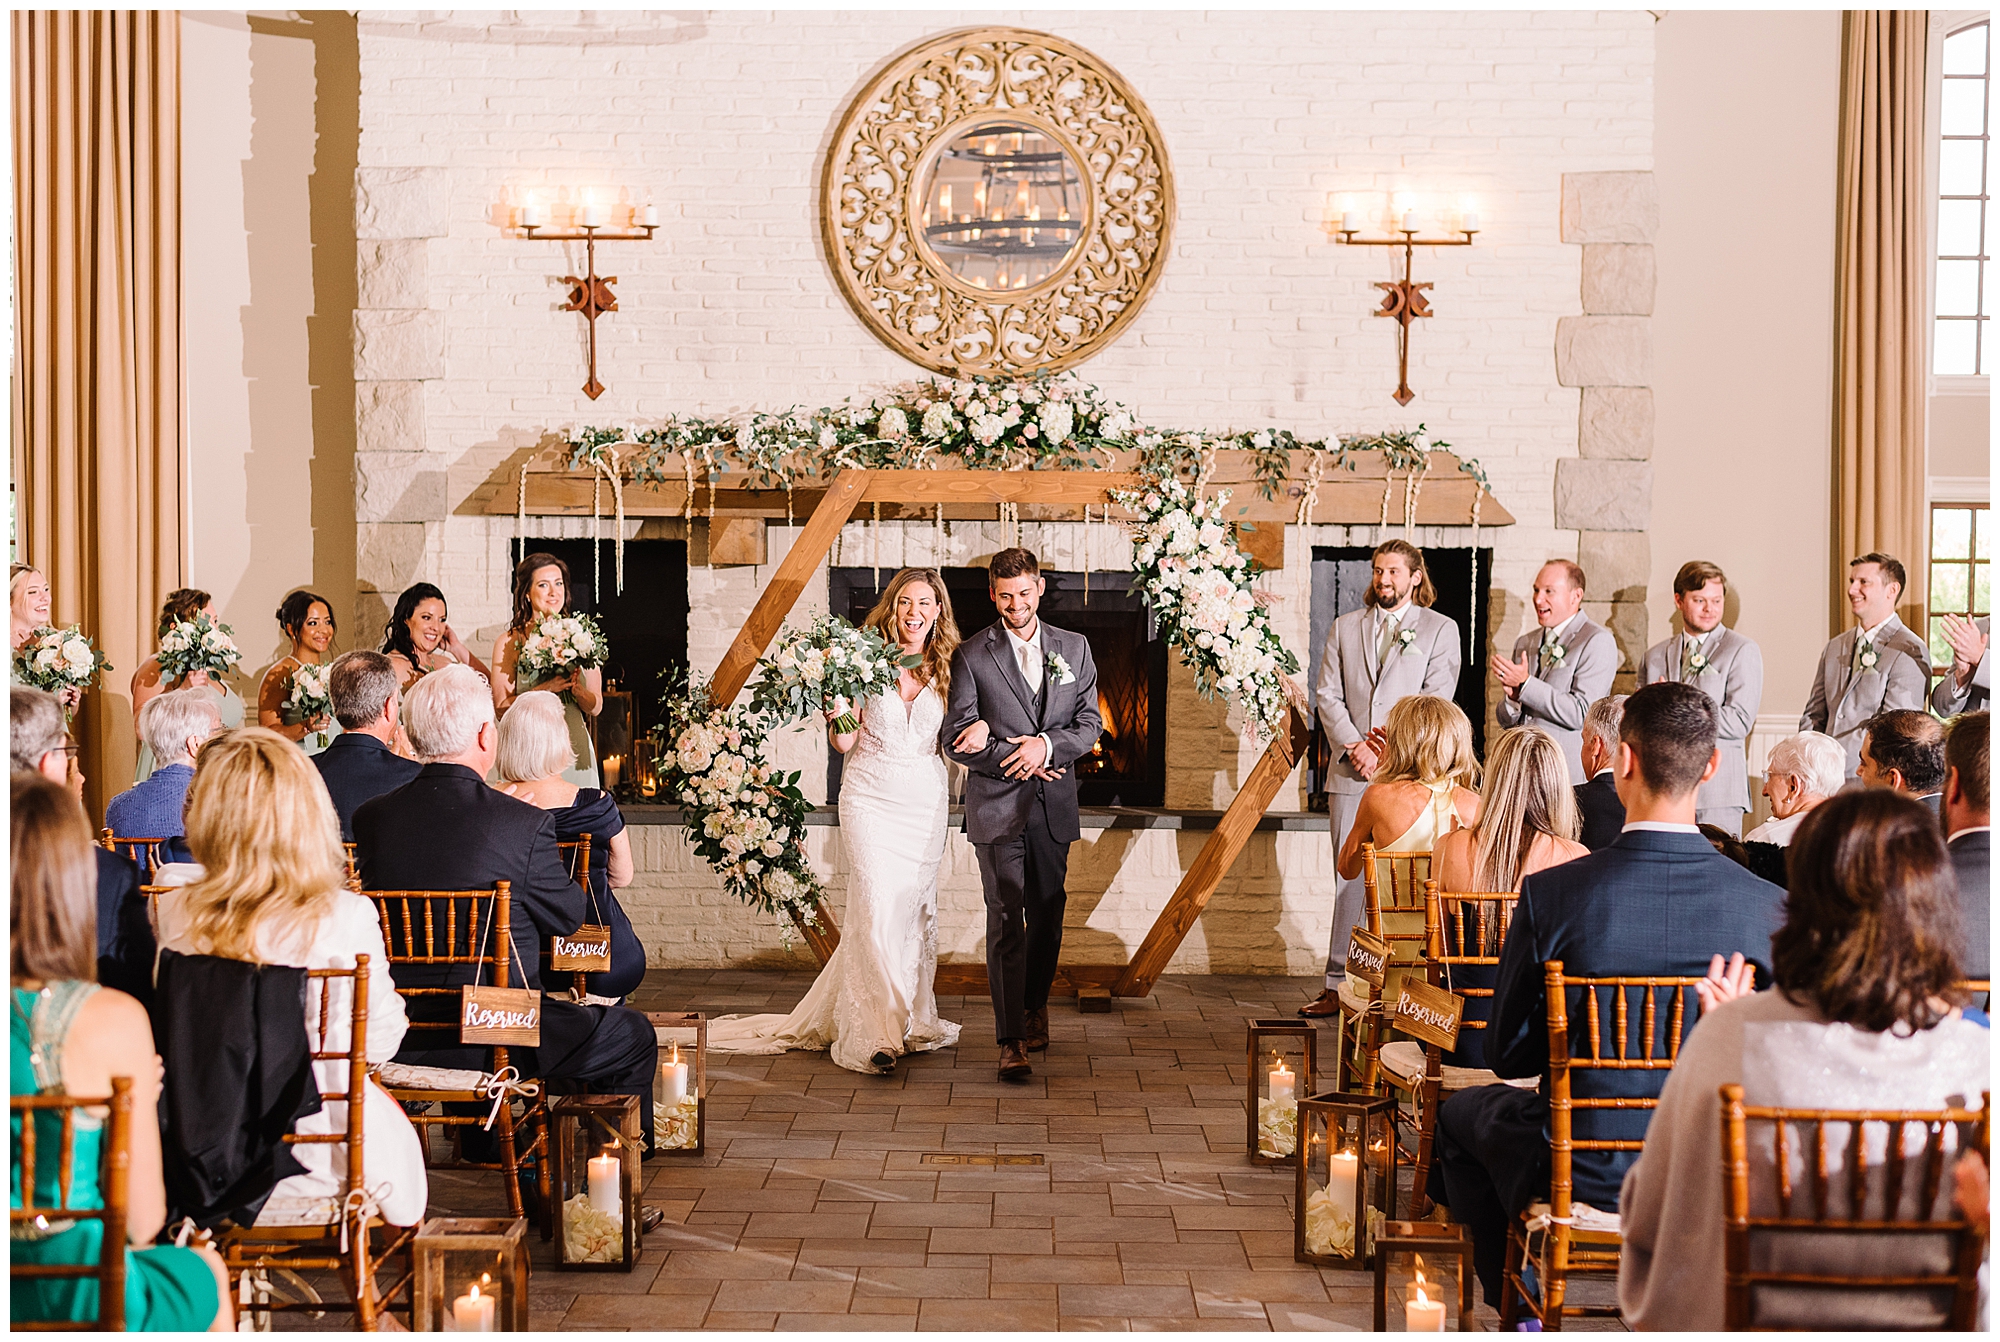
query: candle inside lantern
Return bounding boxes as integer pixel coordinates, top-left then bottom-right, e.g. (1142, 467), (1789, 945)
(452, 1280), (496, 1332)
(660, 1041), (689, 1108)
(1327, 1145), (1359, 1216)
(587, 1145), (623, 1217)
(1267, 1059), (1296, 1105)
(602, 754), (623, 790)
(1405, 1257), (1447, 1331)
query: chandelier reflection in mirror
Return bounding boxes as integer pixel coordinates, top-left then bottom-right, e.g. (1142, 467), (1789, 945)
(918, 121), (1086, 293)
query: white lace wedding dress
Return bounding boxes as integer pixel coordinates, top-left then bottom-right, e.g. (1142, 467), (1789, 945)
(706, 684), (960, 1073)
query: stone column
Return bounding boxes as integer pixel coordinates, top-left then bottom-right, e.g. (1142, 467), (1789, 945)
(1555, 172), (1657, 691)
(352, 167), (449, 633)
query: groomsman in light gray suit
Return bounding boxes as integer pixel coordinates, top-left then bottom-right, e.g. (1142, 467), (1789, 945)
(1932, 612), (1989, 716)
(1493, 560), (1619, 785)
(1637, 560), (1764, 835)
(1300, 540), (1460, 1019)
(1801, 552), (1932, 776)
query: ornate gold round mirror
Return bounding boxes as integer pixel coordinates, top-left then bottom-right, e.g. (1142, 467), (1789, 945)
(822, 28), (1175, 376)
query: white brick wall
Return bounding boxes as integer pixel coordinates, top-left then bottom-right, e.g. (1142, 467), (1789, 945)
(354, 9), (1654, 971)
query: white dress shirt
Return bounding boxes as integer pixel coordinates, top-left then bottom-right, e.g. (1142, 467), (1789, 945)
(1621, 821), (1701, 835)
(1002, 621), (1052, 762)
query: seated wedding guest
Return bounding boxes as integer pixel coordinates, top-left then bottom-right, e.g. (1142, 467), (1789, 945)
(1801, 552), (1930, 776)
(1426, 681), (1786, 1307)
(1699, 822), (1751, 868)
(1859, 708), (1948, 816)
(1618, 789), (1989, 1330)
(11, 687), (151, 1004)
(150, 729), (427, 1228)
(351, 664), (658, 1160)
(10, 773), (233, 1331)
(380, 581), (489, 690)
(11, 561), (51, 651)
(1743, 731), (1845, 846)
(493, 689), (642, 1001)
(311, 651), (420, 840)
(130, 588), (244, 784)
(1573, 694), (1626, 850)
(104, 688), (220, 851)
(1943, 711), (1989, 982)
(1932, 612), (1990, 716)
(256, 589), (337, 754)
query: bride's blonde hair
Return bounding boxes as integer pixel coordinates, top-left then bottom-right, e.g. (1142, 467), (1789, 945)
(1372, 695), (1480, 791)
(860, 568), (960, 701)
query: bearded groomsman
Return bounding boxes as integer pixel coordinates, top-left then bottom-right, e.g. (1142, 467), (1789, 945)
(1801, 552), (1932, 776)
(1493, 560), (1619, 784)
(1300, 539), (1460, 1020)
(1637, 561), (1764, 835)
(1931, 612), (1989, 716)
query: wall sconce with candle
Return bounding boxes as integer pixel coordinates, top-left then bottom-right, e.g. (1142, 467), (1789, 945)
(511, 191), (659, 400)
(1328, 194), (1480, 406)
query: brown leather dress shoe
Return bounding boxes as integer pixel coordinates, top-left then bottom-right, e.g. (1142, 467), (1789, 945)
(1298, 988), (1343, 1018)
(1023, 1007), (1050, 1053)
(998, 1040), (1033, 1081)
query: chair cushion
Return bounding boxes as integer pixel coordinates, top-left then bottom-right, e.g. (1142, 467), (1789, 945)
(1524, 1199), (1623, 1243)
(376, 1061), (489, 1093)
(1378, 1041), (1539, 1094)
(1337, 979), (1373, 1014)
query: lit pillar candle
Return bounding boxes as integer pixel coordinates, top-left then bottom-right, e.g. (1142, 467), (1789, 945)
(1400, 208), (1417, 232)
(1341, 209), (1359, 232)
(640, 202), (659, 227)
(452, 1281), (496, 1332)
(587, 1147), (622, 1217)
(1405, 1258), (1446, 1331)
(1327, 1146), (1359, 1215)
(579, 190), (602, 228)
(1267, 1059), (1296, 1105)
(602, 755), (622, 790)
(517, 195), (542, 228)
(659, 1042), (689, 1108)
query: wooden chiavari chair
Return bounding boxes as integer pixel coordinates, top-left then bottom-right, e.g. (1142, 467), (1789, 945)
(1499, 961), (1706, 1330)
(10, 1077), (135, 1330)
(1335, 843), (1433, 1094)
(367, 883), (549, 1228)
(341, 843), (360, 894)
(1720, 1085), (1991, 1330)
(220, 955), (414, 1330)
(546, 836), (596, 999)
(98, 829), (177, 881)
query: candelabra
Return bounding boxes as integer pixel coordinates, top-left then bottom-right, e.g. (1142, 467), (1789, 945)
(1333, 215), (1478, 406)
(515, 200), (658, 400)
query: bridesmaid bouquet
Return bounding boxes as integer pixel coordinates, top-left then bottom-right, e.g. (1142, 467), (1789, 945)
(12, 624), (111, 704)
(516, 613), (608, 682)
(156, 613), (243, 681)
(284, 662), (335, 746)
(755, 615), (920, 734)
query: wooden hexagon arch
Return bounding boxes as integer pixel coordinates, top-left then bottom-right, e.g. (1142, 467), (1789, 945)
(706, 467), (1309, 1000)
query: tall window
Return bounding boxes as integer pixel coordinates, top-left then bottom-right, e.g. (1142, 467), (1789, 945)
(1927, 502), (1991, 665)
(1936, 20), (1992, 374)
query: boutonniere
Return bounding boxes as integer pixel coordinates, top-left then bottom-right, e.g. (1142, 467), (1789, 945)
(1858, 640), (1879, 671)
(1685, 649), (1710, 675)
(1542, 640), (1568, 668)
(1046, 651), (1077, 686)
(1395, 628), (1418, 656)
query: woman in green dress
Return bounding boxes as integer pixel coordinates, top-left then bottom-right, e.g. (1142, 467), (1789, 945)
(491, 552), (601, 788)
(10, 773), (232, 1331)
(256, 589), (338, 755)
(129, 589), (245, 784)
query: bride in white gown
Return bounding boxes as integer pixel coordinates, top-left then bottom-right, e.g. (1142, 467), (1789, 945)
(707, 568), (965, 1075)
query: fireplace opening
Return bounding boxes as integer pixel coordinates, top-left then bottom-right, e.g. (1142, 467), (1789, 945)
(828, 566), (1168, 807)
(1305, 544), (1492, 811)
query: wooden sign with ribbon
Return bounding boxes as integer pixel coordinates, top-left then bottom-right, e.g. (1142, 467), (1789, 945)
(461, 985), (542, 1046)
(550, 924), (613, 973)
(1390, 979), (1464, 1050)
(1346, 928), (1390, 990)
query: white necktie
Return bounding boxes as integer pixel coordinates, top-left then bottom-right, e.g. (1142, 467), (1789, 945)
(1018, 639), (1042, 694)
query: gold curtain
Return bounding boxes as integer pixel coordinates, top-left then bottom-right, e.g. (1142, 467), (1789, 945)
(1832, 10), (1930, 636)
(12, 11), (183, 820)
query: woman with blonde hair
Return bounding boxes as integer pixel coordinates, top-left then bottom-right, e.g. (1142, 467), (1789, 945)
(151, 727), (427, 1227)
(708, 567), (964, 1074)
(11, 562), (51, 651)
(1335, 694), (1481, 891)
(1434, 725), (1587, 896)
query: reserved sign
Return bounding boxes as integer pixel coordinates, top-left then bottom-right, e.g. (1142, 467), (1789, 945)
(1346, 928), (1389, 990)
(461, 985), (542, 1046)
(551, 923), (613, 973)
(1391, 979), (1464, 1050)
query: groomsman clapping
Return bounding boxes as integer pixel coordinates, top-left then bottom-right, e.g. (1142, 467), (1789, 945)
(1492, 560), (1618, 785)
(1637, 561), (1763, 836)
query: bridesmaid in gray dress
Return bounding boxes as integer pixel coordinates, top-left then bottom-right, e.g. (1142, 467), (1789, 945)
(490, 552), (601, 788)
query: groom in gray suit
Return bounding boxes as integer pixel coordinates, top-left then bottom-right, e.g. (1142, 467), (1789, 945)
(1637, 560), (1764, 835)
(941, 548), (1101, 1082)
(1300, 539), (1460, 1019)
(1494, 559), (1619, 784)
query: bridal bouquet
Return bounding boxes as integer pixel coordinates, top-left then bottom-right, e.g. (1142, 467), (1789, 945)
(515, 612), (608, 682)
(752, 614), (920, 734)
(156, 613), (243, 681)
(283, 662), (335, 748)
(12, 625), (111, 704)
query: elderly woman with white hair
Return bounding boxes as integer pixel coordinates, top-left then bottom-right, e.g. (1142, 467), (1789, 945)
(493, 690), (641, 1001)
(103, 688), (221, 854)
(1744, 731), (1847, 846)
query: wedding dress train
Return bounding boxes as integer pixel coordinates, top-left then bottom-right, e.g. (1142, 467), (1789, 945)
(706, 685), (960, 1074)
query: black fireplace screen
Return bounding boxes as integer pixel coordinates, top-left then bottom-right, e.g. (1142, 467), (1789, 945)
(827, 566), (1168, 807)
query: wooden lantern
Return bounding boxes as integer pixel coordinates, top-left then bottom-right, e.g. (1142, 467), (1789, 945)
(1371, 1220), (1475, 1331)
(1245, 1018), (1317, 1164)
(550, 1094), (641, 1271)
(647, 1011), (707, 1155)
(411, 1216), (530, 1331)
(1295, 1090), (1399, 1270)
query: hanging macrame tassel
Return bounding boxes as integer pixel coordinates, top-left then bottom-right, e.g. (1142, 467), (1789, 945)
(1468, 484), (1485, 667)
(516, 460), (529, 569)
(1082, 504), (1091, 605)
(934, 503), (944, 565)
(591, 471), (602, 603)
(872, 502), (881, 590)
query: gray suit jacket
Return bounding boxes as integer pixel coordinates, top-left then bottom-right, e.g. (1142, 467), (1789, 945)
(1313, 604), (1461, 795)
(1800, 617), (1931, 775)
(1494, 615), (1619, 784)
(1638, 626), (1764, 813)
(1931, 615), (1990, 716)
(940, 622), (1102, 846)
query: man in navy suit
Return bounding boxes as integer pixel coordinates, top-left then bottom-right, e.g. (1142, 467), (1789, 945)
(1943, 711), (1989, 981)
(1857, 709), (1947, 819)
(313, 651), (422, 839)
(1572, 694), (1626, 851)
(1426, 681), (1786, 1305)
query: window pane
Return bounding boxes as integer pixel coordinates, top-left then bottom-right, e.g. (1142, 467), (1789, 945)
(1935, 318), (1981, 373)
(1945, 24), (1989, 75)
(1934, 562), (1971, 612)
(1976, 561), (1991, 614)
(1979, 509), (1993, 560)
(1941, 138), (1988, 196)
(1938, 259), (1984, 315)
(1939, 199), (1985, 256)
(1943, 77), (1989, 136)
(1935, 506), (1973, 560)
(1932, 617), (1953, 666)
